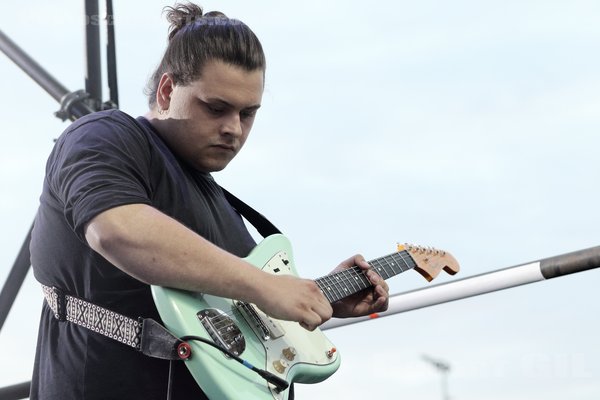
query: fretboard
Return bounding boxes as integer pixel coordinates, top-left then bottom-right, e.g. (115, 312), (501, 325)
(315, 250), (417, 303)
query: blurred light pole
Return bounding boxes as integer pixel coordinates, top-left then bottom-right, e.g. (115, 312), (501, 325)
(422, 354), (451, 400)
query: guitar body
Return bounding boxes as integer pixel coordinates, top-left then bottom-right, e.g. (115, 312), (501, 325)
(151, 234), (341, 400)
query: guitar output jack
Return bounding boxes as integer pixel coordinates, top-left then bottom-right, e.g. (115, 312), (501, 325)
(177, 342), (192, 360)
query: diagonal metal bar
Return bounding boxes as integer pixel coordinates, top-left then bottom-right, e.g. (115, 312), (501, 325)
(0, 29), (95, 119)
(0, 382), (30, 400)
(0, 225), (32, 331)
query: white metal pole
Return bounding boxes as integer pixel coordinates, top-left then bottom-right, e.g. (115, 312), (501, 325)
(323, 245), (600, 330)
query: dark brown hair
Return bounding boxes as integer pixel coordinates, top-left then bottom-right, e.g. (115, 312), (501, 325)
(146, 3), (266, 107)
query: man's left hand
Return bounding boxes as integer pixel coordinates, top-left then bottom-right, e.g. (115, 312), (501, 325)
(329, 254), (389, 318)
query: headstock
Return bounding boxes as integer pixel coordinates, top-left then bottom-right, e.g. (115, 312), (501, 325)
(398, 243), (460, 282)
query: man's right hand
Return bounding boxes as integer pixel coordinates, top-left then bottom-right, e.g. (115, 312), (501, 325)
(255, 274), (332, 331)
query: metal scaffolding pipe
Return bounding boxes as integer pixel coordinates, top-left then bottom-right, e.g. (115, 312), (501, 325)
(0, 382), (29, 400)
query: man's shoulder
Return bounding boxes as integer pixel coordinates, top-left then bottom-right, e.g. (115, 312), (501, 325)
(54, 109), (154, 150)
(64, 109), (140, 133)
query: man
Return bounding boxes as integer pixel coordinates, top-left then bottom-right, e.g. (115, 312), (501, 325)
(30, 4), (389, 399)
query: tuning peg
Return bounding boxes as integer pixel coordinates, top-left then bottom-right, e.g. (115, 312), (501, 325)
(404, 244), (448, 257)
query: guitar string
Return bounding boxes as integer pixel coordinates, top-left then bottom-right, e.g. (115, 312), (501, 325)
(317, 270), (369, 303)
(324, 251), (416, 300)
(322, 250), (414, 285)
(317, 263), (392, 301)
(316, 251), (416, 302)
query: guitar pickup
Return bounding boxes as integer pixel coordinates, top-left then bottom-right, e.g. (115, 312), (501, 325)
(235, 301), (285, 341)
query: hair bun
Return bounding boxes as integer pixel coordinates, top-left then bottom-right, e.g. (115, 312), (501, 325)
(165, 3), (229, 40)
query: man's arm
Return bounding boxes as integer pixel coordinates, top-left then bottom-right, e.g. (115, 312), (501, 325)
(84, 203), (332, 331)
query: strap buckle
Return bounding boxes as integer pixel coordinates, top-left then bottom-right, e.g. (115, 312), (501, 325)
(51, 286), (67, 321)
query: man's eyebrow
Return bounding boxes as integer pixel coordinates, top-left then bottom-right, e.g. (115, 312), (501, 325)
(202, 97), (261, 110)
(244, 104), (262, 111)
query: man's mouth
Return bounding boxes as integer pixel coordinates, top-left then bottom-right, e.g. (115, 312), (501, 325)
(213, 144), (236, 151)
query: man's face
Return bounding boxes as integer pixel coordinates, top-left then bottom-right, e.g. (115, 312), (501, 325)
(156, 60), (264, 172)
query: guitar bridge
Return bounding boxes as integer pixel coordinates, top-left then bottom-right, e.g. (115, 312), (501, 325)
(235, 301), (285, 341)
(197, 308), (246, 356)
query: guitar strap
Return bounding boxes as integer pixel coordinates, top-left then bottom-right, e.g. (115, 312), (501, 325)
(41, 284), (184, 360)
(41, 188), (281, 359)
(220, 186), (282, 238)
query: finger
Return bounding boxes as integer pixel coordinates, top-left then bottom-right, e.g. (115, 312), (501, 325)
(374, 283), (388, 297)
(366, 269), (386, 287)
(311, 283), (333, 310)
(299, 321), (315, 331)
(331, 254), (367, 274)
(297, 290), (332, 330)
(300, 309), (328, 331)
(313, 299), (333, 321)
(354, 255), (370, 271)
(378, 276), (390, 292)
(374, 284), (389, 301)
(374, 285), (390, 310)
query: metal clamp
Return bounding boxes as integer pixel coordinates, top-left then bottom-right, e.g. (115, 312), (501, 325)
(54, 89), (90, 121)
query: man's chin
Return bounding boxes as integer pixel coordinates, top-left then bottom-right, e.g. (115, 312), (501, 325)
(194, 158), (233, 173)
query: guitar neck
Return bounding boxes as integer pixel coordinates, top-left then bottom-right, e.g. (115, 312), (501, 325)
(315, 250), (416, 304)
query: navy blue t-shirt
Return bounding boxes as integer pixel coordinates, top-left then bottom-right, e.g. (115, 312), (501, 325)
(29, 109), (256, 399)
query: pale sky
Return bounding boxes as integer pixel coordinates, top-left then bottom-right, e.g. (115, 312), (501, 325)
(1, 1), (599, 399)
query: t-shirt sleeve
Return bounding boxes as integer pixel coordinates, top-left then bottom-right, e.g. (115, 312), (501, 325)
(46, 113), (154, 242)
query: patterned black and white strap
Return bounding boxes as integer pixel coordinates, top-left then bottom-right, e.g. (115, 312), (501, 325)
(41, 285), (142, 349)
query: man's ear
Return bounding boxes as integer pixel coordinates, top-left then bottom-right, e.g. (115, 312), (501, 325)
(156, 73), (174, 111)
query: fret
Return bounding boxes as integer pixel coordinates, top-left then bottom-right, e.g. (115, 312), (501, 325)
(326, 280), (338, 302)
(391, 251), (416, 271)
(322, 275), (343, 303)
(382, 258), (397, 278)
(346, 267), (370, 290)
(341, 269), (361, 293)
(388, 252), (407, 272)
(370, 258), (389, 279)
(384, 253), (404, 275)
(333, 270), (360, 301)
(331, 274), (347, 302)
(331, 273), (349, 302)
(317, 278), (335, 303)
(317, 275), (337, 302)
(377, 256), (400, 279)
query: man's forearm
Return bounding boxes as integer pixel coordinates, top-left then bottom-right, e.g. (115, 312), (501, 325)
(84, 203), (267, 303)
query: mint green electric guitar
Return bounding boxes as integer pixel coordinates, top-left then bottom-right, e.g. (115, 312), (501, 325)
(151, 234), (459, 400)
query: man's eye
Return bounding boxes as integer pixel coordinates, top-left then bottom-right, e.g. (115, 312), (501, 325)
(206, 104), (225, 114)
(241, 110), (257, 120)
